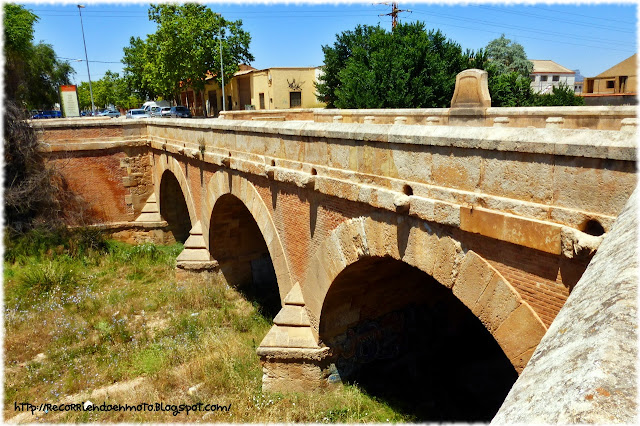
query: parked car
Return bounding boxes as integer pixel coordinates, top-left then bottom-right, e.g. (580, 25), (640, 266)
(170, 106), (192, 118)
(149, 106), (165, 117)
(32, 110), (61, 119)
(99, 109), (121, 118)
(126, 109), (150, 119)
(159, 106), (172, 117)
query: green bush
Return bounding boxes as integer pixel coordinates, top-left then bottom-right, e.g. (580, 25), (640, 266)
(4, 226), (109, 263)
(533, 83), (585, 106)
(17, 260), (80, 296)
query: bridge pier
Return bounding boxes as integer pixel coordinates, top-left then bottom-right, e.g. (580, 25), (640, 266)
(175, 221), (219, 281)
(256, 283), (333, 392)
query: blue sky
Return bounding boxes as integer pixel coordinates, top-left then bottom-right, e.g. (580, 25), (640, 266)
(19, 1), (638, 85)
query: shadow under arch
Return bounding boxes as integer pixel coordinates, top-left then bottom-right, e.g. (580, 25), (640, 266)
(320, 255), (518, 422)
(158, 169), (192, 243)
(154, 154), (198, 241)
(204, 171), (294, 315)
(209, 193), (281, 318)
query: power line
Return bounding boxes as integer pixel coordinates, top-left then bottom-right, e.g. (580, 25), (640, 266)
(475, 5), (636, 33)
(417, 16), (635, 54)
(412, 9), (633, 44)
(530, 4), (637, 25)
(57, 57), (121, 64)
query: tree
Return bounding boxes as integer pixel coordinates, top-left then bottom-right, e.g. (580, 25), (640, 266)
(3, 4), (74, 110)
(23, 43), (74, 110)
(484, 34), (533, 76)
(3, 3), (38, 101)
(483, 35), (535, 107)
(482, 35), (583, 107)
(316, 23), (483, 109)
(77, 71), (143, 111)
(122, 3), (253, 106)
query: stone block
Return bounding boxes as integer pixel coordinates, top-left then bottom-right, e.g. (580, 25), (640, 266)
(401, 225), (437, 276)
(431, 236), (461, 288)
(273, 304), (311, 327)
(460, 206), (562, 255)
(452, 251), (496, 311)
(472, 273), (522, 334)
(431, 148), (482, 191)
(450, 69), (491, 109)
(176, 248), (212, 262)
(364, 217), (400, 259)
(493, 303), (547, 364)
(284, 283), (305, 306)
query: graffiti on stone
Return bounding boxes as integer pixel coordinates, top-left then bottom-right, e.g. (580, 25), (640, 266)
(333, 306), (424, 379)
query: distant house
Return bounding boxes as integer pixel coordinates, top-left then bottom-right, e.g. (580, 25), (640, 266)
(179, 65), (324, 117)
(572, 69), (585, 94)
(582, 54), (637, 105)
(530, 60), (576, 94)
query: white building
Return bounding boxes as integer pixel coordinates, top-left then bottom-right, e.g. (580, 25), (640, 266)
(530, 60), (576, 94)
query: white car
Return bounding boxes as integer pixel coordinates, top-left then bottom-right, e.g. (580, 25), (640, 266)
(126, 109), (150, 119)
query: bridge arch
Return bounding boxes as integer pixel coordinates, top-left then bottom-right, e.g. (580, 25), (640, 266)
(305, 216), (547, 373)
(155, 154), (197, 243)
(204, 171), (293, 305)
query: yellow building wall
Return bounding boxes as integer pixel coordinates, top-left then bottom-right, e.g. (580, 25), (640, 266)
(196, 67), (326, 115)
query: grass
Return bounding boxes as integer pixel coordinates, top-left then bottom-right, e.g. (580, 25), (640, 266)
(3, 228), (411, 423)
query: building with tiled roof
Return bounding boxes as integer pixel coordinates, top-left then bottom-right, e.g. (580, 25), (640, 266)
(529, 60), (576, 94)
(582, 54), (636, 106)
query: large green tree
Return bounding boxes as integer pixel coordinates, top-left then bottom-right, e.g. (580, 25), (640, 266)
(122, 3), (253, 107)
(316, 23), (484, 109)
(482, 34), (534, 107)
(482, 34), (583, 106)
(3, 3), (74, 110)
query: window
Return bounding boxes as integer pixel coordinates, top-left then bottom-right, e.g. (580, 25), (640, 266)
(540, 76), (548, 82)
(530, 76), (536, 82)
(619, 76), (628, 93)
(290, 91), (302, 108)
(552, 75), (560, 82)
(606, 80), (615, 89)
(259, 93), (265, 109)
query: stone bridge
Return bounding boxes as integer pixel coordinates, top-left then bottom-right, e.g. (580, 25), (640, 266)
(36, 73), (637, 420)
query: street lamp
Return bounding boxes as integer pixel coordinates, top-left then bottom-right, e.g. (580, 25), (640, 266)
(77, 4), (95, 115)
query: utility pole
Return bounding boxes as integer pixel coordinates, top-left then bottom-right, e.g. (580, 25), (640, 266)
(378, 2), (411, 30)
(77, 4), (95, 115)
(216, 14), (226, 112)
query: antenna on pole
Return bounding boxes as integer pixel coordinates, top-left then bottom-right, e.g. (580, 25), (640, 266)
(377, 2), (412, 30)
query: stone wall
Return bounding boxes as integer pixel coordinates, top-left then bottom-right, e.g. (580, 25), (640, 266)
(37, 116), (636, 328)
(220, 105), (636, 131)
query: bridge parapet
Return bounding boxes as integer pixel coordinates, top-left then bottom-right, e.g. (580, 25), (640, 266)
(221, 105), (636, 131)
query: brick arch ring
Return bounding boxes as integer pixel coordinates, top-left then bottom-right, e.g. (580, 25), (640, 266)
(203, 170), (294, 302)
(154, 153), (198, 226)
(304, 216), (548, 373)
